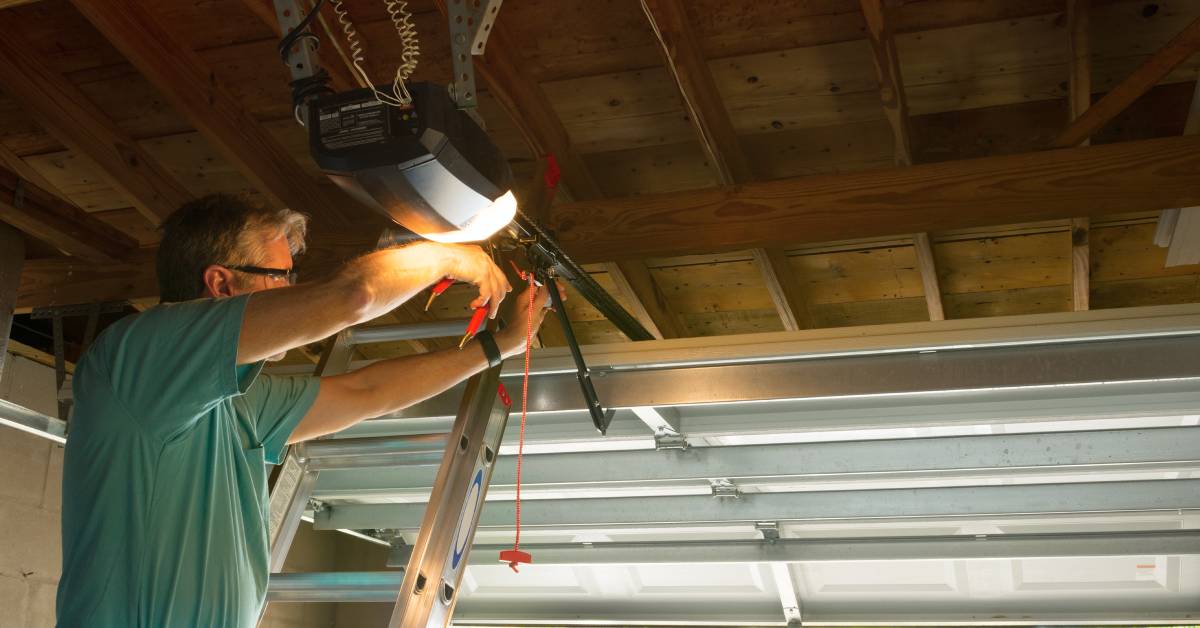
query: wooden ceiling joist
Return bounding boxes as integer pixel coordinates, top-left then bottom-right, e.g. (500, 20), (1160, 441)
(911, 233), (945, 322)
(748, 248), (814, 331)
(640, 0), (815, 331)
(1067, 0), (1092, 311)
(859, 0), (912, 167)
(550, 134), (1200, 264)
(860, 0), (942, 322)
(1053, 15), (1200, 148)
(0, 164), (137, 263)
(0, 23), (192, 224)
(639, 0), (752, 185)
(69, 0), (352, 227)
(603, 262), (682, 340)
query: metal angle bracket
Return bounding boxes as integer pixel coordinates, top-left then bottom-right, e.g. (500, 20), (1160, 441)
(448, 0), (504, 108)
(710, 478), (741, 499)
(756, 521), (781, 543)
(653, 431), (689, 451)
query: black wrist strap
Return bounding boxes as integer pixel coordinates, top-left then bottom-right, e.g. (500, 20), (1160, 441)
(474, 330), (503, 368)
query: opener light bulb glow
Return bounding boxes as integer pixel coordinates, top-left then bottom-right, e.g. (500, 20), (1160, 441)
(423, 190), (518, 243)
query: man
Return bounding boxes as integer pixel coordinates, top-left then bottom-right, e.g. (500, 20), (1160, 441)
(55, 194), (553, 627)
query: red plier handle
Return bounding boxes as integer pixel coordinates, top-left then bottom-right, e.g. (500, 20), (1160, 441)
(458, 306), (489, 348)
(426, 277), (490, 349)
(425, 277), (456, 311)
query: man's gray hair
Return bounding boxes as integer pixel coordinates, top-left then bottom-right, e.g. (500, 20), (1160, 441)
(156, 194), (309, 302)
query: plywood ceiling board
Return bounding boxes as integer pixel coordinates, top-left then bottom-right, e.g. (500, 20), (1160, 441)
(809, 296), (928, 329)
(492, 0), (662, 82)
(585, 141), (717, 197)
(791, 246), (925, 305)
(935, 232), (1071, 294)
(1092, 274), (1200, 308)
(649, 260), (777, 316)
(1092, 222), (1200, 281)
(542, 68), (694, 154)
(740, 120), (895, 180)
(943, 284), (1072, 319)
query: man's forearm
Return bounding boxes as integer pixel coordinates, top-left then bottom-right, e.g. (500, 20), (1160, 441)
(238, 242), (505, 364)
(287, 338), (493, 443)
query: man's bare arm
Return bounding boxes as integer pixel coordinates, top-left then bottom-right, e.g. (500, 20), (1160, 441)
(236, 242), (510, 364)
(287, 283), (554, 443)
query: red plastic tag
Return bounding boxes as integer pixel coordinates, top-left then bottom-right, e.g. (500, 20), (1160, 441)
(499, 548), (532, 573)
(497, 383), (512, 408)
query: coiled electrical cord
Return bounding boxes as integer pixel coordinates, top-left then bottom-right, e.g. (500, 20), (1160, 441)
(330, 0), (420, 106)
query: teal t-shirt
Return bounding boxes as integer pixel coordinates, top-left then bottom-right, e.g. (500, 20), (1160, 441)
(55, 295), (320, 628)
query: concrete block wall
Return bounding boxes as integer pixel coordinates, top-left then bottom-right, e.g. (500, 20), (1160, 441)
(0, 356), (64, 628)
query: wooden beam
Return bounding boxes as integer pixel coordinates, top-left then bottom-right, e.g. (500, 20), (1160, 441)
(1053, 15), (1200, 148)
(749, 248), (814, 331)
(240, 0), (361, 93)
(639, 0), (815, 332)
(859, 0), (912, 166)
(549, 134), (1200, 264)
(1068, 1), (1091, 310)
(70, 0), (351, 227)
(5, 339), (75, 375)
(0, 165), (137, 262)
(639, 0), (752, 185)
(0, 142), (56, 194)
(16, 250), (157, 313)
(911, 233), (945, 321)
(861, 0), (943, 322)
(603, 262), (683, 340)
(0, 23), (192, 224)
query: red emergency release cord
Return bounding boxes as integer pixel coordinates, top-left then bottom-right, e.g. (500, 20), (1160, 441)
(499, 268), (536, 572)
(500, 154), (559, 573)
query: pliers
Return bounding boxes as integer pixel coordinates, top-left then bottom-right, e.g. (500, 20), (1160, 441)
(425, 277), (490, 349)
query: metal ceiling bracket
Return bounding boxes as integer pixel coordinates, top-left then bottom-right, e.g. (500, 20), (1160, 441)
(447, 0), (505, 108)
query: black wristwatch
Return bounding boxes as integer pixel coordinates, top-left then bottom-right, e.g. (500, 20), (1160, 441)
(474, 330), (503, 368)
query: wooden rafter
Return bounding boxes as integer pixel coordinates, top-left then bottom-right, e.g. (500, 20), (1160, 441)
(549, 134), (1200, 264)
(859, 0), (912, 167)
(1052, 15), (1200, 148)
(639, 0), (752, 185)
(0, 23), (192, 224)
(1067, 0), (1091, 310)
(70, 0), (352, 228)
(749, 248), (813, 331)
(603, 262), (683, 340)
(911, 233), (945, 322)
(860, 0), (943, 322)
(0, 164), (137, 262)
(640, 0), (815, 331)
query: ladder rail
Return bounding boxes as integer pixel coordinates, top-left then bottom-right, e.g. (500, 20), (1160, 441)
(390, 365), (510, 627)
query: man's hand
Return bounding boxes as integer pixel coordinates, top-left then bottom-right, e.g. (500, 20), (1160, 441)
(495, 282), (563, 358)
(437, 243), (511, 319)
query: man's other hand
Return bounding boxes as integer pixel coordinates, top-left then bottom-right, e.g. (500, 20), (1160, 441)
(496, 282), (564, 358)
